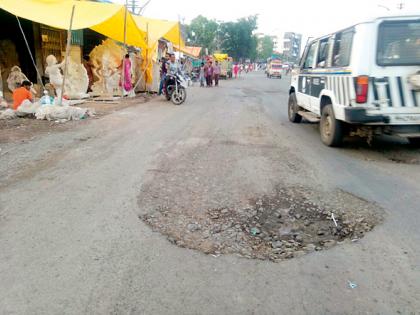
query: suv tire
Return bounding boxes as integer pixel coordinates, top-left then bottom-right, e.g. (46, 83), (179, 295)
(408, 137), (420, 147)
(320, 104), (344, 147)
(288, 93), (302, 123)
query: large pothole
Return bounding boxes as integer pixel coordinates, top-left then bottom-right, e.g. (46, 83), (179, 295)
(140, 186), (383, 261)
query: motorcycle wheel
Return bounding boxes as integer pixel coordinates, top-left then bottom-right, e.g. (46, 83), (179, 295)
(171, 87), (187, 105)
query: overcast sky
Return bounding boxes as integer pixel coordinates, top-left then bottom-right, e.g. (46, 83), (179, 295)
(115, 0), (419, 39)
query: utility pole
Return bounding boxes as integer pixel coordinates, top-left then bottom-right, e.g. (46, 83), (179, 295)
(128, 0), (148, 15)
(131, 0), (136, 13)
(138, 0), (152, 15)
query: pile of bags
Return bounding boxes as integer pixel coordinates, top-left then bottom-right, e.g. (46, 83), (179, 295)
(0, 101), (94, 121)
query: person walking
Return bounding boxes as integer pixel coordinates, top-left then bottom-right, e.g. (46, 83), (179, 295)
(203, 61), (209, 87)
(199, 62), (205, 87)
(158, 57), (168, 95)
(206, 61), (214, 87)
(213, 61), (221, 86)
(233, 63), (239, 78)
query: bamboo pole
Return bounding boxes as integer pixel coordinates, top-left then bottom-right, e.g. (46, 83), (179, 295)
(121, 0), (128, 97)
(59, 4), (76, 105)
(178, 16), (181, 59)
(16, 16), (45, 90)
(146, 22), (149, 93)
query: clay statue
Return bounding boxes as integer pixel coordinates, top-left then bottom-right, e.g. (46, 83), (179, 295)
(7, 66), (30, 92)
(45, 55), (64, 98)
(0, 92), (7, 108)
(102, 52), (121, 96)
(89, 39), (125, 96)
(7, 65), (37, 96)
(64, 59), (89, 99)
(90, 58), (105, 95)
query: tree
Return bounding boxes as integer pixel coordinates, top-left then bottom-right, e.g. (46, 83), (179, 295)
(219, 15), (258, 60)
(185, 15), (260, 60)
(257, 35), (275, 61)
(185, 15), (219, 53)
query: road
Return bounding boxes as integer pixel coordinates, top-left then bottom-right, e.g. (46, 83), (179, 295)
(0, 72), (419, 314)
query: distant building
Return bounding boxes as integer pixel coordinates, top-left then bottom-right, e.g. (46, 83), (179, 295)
(281, 32), (302, 64)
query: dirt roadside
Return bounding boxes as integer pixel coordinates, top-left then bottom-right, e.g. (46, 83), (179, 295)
(0, 94), (153, 144)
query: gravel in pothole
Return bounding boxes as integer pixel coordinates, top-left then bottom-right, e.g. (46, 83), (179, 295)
(140, 186), (383, 262)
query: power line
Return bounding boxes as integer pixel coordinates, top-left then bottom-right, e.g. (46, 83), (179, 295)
(127, 0), (152, 15)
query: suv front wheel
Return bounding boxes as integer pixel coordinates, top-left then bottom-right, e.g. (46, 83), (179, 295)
(320, 104), (344, 147)
(288, 93), (302, 123)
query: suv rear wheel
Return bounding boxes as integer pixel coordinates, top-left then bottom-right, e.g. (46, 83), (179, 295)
(320, 104), (344, 147)
(288, 93), (302, 123)
(408, 137), (420, 147)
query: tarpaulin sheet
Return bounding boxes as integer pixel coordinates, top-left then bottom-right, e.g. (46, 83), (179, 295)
(0, 0), (146, 48)
(133, 16), (186, 85)
(181, 46), (202, 58)
(133, 16), (185, 49)
(214, 53), (229, 61)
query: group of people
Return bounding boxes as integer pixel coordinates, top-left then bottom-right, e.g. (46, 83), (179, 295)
(198, 60), (221, 87)
(232, 63), (255, 78)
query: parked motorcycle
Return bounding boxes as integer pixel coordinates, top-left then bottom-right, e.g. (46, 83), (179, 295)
(164, 73), (188, 105)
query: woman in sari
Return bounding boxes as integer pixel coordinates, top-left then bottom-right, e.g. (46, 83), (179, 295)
(122, 54), (132, 93)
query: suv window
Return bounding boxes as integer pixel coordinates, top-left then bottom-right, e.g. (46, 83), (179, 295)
(317, 37), (330, 68)
(377, 20), (420, 66)
(332, 30), (354, 67)
(303, 42), (317, 69)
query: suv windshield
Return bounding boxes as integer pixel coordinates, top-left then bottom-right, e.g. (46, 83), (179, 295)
(377, 20), (420, 66)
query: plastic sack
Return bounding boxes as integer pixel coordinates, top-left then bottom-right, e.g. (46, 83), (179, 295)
(35, 105), (94, 121)
(16, 100), (40, 116)
(0, 109), (17, 120)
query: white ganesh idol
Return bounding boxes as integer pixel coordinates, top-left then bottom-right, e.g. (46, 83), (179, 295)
(45, 55), (64, 98)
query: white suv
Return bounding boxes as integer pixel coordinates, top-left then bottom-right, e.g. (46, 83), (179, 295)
(288, 15), (420, 146)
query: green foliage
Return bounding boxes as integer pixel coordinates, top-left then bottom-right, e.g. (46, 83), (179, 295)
(257, 35), (275, 61)
(185, 15), (219, 53)
(185, 15), (260, 61)
(219, 15), (258, 60)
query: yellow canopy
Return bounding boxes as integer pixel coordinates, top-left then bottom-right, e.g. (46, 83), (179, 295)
(0, 0), (146, 48)
(133, 16), (186, 86)
(214, 53), (229, 61)
(133, 16), (185, 49)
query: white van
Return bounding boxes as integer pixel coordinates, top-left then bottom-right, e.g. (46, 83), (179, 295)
(288, 15), (420, 146)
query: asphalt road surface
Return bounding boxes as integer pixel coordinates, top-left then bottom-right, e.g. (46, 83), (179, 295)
(1, 72), (419, 314)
